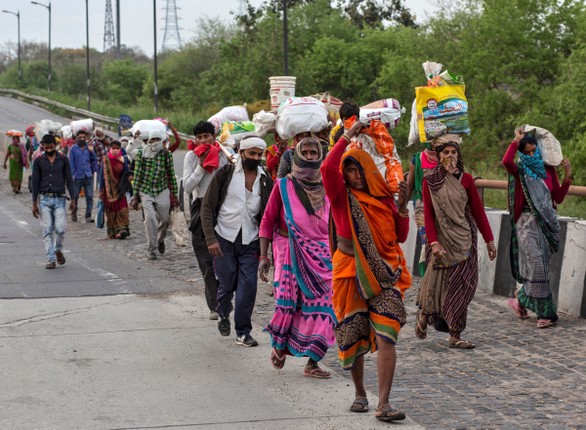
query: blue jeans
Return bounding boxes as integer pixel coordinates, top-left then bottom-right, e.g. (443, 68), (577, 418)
(39, 195), (67, 263)
(73, 176), (94, 218)
(214, 232), (259, 337)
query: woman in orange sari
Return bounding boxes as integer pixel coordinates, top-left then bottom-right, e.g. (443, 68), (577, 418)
(321, 121), (411, 423)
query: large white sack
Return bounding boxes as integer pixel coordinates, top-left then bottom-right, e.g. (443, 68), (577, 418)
(60, 125), (72, 139)
(252, 110), (277, 137)
(360, 98), (405, 130)
(523, 124), (563, 166)
(70, 118), (94, 135)
(130, 120), (167, 139)
(35, 119), (63, 140)
(276, 97), (329, 140)
(407, 99), (419, 146)
(208, 105), (249, 134)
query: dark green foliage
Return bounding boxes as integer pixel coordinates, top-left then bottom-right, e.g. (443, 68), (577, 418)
(0, 0), (584, 216)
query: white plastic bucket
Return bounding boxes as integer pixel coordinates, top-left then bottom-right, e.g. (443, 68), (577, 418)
(269, 76), (296, 112)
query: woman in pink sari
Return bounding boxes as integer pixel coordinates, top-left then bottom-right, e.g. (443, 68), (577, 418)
(259, 137), (336, 378)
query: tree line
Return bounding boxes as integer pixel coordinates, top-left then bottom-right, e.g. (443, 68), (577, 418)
(0, 0), (584, 214)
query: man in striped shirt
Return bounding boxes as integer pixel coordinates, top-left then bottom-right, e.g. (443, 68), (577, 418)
(131, 129), (179, 260)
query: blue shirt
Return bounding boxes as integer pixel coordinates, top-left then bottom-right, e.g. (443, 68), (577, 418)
(69, 142), (96, 179)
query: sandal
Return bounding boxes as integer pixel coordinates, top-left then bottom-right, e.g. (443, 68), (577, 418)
(349, 397), (369, 413)
(537, 319), (553, 329)
(415, 309), (427, 339)
(507, 298), (528, 319)
(270, 349), (286, 370)
(45, 261), (56, 269)
(449, 339), (475, 349)
(303, 364), (331, 379)
(375, 405), (406, 422)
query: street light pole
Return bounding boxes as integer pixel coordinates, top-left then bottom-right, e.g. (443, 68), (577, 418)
(86, 0), (91, 111)
(2, 10), (21, 86)
(153, 0), (158, 113)
(31, 1), (51, 91)
(283, 0), (289, 75)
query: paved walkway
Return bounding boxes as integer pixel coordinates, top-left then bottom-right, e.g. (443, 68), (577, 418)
(2, 168), (585, 429)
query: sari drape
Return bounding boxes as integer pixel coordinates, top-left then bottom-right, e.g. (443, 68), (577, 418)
(265, 179), (336, 361)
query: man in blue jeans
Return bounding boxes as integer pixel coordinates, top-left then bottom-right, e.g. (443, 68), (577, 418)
(68, 129), (97, 222)
(31, 135), (76, 269)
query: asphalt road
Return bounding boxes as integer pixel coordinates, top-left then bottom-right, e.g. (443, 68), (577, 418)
(0, 96), (187, 178)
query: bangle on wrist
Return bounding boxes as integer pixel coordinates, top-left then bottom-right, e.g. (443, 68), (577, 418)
(341, 134), (351, 142)
(259, 256), (270, 262)
(429, 241), (438, 247)
(398, 209), (409, 217)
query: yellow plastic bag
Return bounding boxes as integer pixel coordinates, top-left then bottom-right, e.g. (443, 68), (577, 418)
(415, 85), (469, 142)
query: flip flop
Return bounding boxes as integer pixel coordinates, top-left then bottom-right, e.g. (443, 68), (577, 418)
(349, 397), (369, 413)
(270, 349), (286, 370)
(537, 319), (553, 329)
(449, 339), (476, 349)
(303, 365), (331, 379)
(375, 405), (406, 422)
(507, 298), (528, 319)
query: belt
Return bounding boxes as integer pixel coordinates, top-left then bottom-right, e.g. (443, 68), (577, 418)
(41, 192), (65, 198)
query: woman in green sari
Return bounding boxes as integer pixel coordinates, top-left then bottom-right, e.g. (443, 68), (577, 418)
(502, 128), (572, 328)
(3, 135), (29, 193)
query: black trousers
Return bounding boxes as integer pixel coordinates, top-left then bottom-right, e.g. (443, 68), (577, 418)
(191, 231), (218, 312)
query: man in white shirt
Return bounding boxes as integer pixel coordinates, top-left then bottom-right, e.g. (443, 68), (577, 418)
(201, 136), (273, 347)
(183, 121), (228, 320)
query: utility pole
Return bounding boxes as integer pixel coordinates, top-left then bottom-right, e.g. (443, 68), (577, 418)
(2, 10), (21, 86)
(103, 0), (116, 52)
(86, 0), (91, 111)
(153, 0), (159, 113)
(31, 1), (51, 91)
(161, 0), (182, 51)
(283, 0), (289, 75)
(116, 0), (121, 55)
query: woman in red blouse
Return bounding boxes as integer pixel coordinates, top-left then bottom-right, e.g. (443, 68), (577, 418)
(502, 128), (572, 328)
(416, 140), (496, 349)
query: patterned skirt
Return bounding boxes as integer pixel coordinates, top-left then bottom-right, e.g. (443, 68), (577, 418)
(265, 235), (336, 362)
(332, 249), (406, 370)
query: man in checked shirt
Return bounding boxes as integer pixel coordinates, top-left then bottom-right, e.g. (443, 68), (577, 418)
(130, 129), (179, 260)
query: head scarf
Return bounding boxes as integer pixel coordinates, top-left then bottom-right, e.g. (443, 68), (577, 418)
(426, 141), (465, 194)
(340, 149), (393, 199)
(517, 143), (547, 180)
(239, 136), (267, 151)
(143, 129), (165, 159)
(288, 137), (325, 215)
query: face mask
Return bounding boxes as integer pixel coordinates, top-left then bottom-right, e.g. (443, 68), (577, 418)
(148, 140), (163, 153)
(45, 148), (56, 156)
(243, 157), (261, 170)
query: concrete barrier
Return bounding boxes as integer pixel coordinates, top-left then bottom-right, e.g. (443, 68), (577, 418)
(402, 207), (586, 317)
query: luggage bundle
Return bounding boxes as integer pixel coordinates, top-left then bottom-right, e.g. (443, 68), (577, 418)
(519, 124), (563, 166)
(34, 119), (63, 140)
(275, 97), (329, 140)
(408, 61), (469, 145)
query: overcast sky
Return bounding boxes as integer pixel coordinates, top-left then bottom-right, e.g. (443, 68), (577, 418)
(1, 0), (439, 55)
